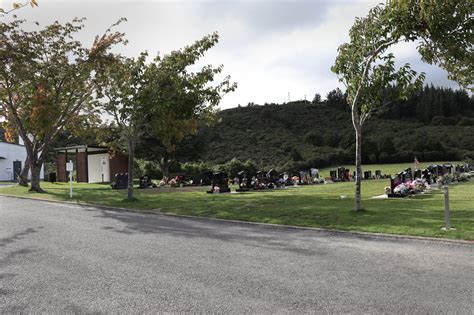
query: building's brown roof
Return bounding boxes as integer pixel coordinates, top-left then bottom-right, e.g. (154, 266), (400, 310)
(54, 145), (108, 153)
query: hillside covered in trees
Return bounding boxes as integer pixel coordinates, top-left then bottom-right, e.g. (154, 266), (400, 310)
(3, 85), (472, 176)
(186, 86), (474, 172)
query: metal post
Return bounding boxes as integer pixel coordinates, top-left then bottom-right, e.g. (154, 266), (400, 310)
(69, 160), (73, 198)
(443, 185), (450, 231)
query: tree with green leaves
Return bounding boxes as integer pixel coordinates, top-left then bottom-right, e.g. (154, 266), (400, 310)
(135, 132), (205, 179)
(0, 17), (124, 191)
(0, 0), (38, 16)
(311, 93), (321, 104)
(1, 1), (38, 186)
(99, 32), (236, 200)
(332, 4), (424, 211)
(97, 55), (147, 200)
(387, 0), (473, 91)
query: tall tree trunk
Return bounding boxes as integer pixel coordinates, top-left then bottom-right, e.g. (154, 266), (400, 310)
(127, 139), (135, 200)
(354, 125), (362, 211)
(160, 156), (170, 180)
(351, 102), (363, 212)
(29, 158), (44, 193)
(18, 155), (30, 187)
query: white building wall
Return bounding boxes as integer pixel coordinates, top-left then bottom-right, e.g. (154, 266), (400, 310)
(0, 142), (44, 181)
(87, 153), (110, 183)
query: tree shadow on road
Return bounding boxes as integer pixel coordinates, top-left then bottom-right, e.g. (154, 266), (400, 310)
(0, 227), (43, 248)
(92, 208), (332, 257)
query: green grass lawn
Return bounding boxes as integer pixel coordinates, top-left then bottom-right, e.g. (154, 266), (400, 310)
(1, 178), (473, 241)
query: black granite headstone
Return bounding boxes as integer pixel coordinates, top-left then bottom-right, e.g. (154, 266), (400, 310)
(112, 173), (128, 189)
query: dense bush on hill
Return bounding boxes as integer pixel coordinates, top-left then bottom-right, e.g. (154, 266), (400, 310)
(182, 86), (474, 173)
(380, 85), (474, 123)
(7, 85), (470, 176)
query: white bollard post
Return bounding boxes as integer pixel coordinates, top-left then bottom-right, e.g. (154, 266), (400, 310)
(69, 170), (73, 198)
(66, 160), (73, 198)
(443, 185), (450, 230)
(441, 185), (456, 231)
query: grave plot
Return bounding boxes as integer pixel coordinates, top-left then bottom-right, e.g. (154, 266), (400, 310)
(279, 172), (294, 186)
(328, 167), (351, 182)
(386, 162), (473, 198)
(207, 172), (231, 194)
(236, 169), (288, 192)
(386, 167), (432, 198)
(138, 175), (156, 189)
(111, 173), (128, 189)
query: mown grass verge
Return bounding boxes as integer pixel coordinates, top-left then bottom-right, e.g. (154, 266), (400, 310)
(1, 179), (473, 240)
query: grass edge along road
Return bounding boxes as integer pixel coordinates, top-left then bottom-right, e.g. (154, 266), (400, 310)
(1, 177), (473, 241)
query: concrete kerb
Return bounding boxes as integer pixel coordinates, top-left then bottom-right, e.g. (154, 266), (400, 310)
(1, 193), (473, 246)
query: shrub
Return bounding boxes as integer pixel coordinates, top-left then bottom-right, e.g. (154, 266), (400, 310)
(304, 132), (323, 146)
(457, 117), (474, 126)
(182, 162), (212, 177)
(135, 160), (163, 179)
(431, 116), (457, 126)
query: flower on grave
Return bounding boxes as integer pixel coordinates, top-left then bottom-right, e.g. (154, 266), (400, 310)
(394, 183), (409, 195)
(411, 178), (427, 192)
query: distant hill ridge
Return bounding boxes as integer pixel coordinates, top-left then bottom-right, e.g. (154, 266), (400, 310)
(191, 87), (474, 171)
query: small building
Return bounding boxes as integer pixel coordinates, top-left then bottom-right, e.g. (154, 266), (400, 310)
(0, 141), (44, 181)
(55, 145), (128, 183)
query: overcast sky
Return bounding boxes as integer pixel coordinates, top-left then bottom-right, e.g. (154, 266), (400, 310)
(4, 0), (461, 109)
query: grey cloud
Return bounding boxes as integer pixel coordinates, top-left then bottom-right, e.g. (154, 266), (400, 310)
(193, 0), (331, 35)
(6, 0), (463, 109)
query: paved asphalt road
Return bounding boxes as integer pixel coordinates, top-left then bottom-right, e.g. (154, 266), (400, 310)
(0, 196), (473, 313)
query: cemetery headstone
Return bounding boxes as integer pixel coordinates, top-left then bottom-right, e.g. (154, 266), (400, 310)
(139, 175), (155, 188)
(201, 171), (213, 186)
(404, 168), (412, 181)
(267, 169), (280, 188)
(112, 173), (128, 189)
(375, 170), (381, 179)
(422, 168), (432, 184)
(236, 171), (249, 191)
(299, 170), (310, 184)
(413, 169), (422, 179)
(443, 163), (453, 174)
(207, 172), (231, 193)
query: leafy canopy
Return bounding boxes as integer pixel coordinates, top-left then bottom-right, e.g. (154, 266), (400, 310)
(0, 16), (124, 190)
(387, 0), (473, 91)
(99, 32), (237, 152)
(0, 17), (125, 150)
(0, 0), (38, 16)
(332, 4), (425, 125)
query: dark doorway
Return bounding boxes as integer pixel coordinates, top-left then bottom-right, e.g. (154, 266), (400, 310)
(13, 160), (22, 181)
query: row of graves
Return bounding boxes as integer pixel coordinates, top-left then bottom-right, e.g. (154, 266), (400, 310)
(328, 167), (390, 182)
(113, 167), (374, 190)
(159, 173), (212, 188)
(111, 162), (472, 196)
(112, 173), (161, 189)
(208, 168), (322, 194)
(386, 163), (472, 198)
(112, 169), (322, 192)
(112, 173), (210, 190)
